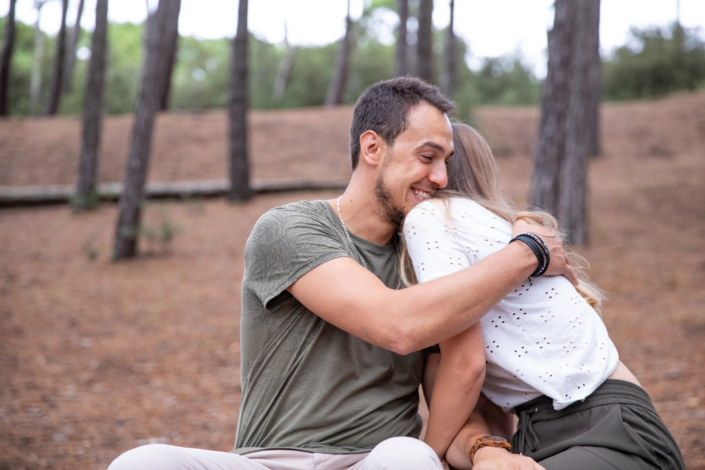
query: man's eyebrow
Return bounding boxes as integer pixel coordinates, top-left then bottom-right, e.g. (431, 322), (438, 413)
(416, 141), (447, 153)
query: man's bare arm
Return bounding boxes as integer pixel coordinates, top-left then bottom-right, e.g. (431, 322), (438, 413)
(289, 227), (574, 355)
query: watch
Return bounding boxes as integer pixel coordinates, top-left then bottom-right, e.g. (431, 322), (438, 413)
(469, 435), (512, 464)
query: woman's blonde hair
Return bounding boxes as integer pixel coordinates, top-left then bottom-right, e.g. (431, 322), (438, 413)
(400, 122), (605, 313)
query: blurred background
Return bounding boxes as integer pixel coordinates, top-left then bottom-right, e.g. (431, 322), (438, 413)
(0, 1), (704, 469)
(1, 0), (704, 116)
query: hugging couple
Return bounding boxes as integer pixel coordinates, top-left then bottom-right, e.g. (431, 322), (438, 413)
(109, 77), (684, 470)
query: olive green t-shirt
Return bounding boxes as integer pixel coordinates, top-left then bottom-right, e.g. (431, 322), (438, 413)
(234, 200), (432, 454)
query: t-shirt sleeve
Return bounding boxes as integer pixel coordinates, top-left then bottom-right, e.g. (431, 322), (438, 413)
(404, 200), (475, 283)
(244, 205), (350, 310)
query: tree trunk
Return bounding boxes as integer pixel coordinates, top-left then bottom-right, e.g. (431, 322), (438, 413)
(74, 0), (108, 211)
(45, 0), (69, 115)
(559, 1), (592, 245)
(0, 0), (17, 116)
(113, 0), (181, 260)
(586, 0), (601, 157)
(325, 0), (352, 106)
(62, 0), (85, 94)
(440, 0), (456, 97)
(158, 1), (181, 111)
(228, 0), (252, 201)
(531, 0), (599, 245)
(272, 22), (295, 103)
(395, 0), (408, 77)
(416, 0), (434, 83)
(30, 1), (48, 115)
(530, 0), (573, 217)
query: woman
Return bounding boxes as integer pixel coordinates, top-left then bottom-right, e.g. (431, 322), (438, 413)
(403, 123), (685, 470)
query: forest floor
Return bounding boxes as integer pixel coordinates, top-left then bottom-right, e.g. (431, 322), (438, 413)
(1, 92), (704, 470)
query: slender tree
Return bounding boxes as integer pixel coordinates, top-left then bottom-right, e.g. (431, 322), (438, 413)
(559, 0), (593, 245)
(395, 0), (409, 76)
(30, 0), (49, 115)
(325, 0), (353, 106)
(158, 0), (181, 110)
(62, 0), (85, 94)
(45, 0), (69, 115)
(586, 0), (602, 157)
(440, 0), (456, 97)
(228, 0), (252, 201)
(531, 0), (600, 245)
(416, 0), (434, 83)
(74, 0), (108, 211)
(113, 0), (182, 260)
(272, 22), (295, 103)
(531, 0), (572, 217)
(0, 0), (18, 116)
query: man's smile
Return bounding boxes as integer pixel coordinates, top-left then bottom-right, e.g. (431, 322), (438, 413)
(411, 187), (432, 202)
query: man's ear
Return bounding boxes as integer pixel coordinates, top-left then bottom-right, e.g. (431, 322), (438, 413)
(359, 130), (387, 167)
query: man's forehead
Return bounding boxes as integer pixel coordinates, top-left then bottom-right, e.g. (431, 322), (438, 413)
(403, 105), (453, 142)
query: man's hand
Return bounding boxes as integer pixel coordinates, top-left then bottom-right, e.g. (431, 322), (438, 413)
(511, 218), (578, 286)
(473, 447), (545, 470)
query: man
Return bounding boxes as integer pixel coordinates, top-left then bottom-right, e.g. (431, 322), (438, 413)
(108, 77), (575, 470)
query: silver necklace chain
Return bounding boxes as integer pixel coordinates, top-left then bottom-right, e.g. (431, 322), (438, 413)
(337, 196), (368, 270)
(336, 196), (401, 289)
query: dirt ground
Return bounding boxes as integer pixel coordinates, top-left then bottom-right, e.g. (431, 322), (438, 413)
(1, 92), (704, 470)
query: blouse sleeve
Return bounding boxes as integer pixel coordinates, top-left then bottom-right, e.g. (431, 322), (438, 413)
(403, 200), (477, 284)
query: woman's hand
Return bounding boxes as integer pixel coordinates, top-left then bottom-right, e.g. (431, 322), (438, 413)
(473, 447), (546, 470)
(511, 218), (578, 286)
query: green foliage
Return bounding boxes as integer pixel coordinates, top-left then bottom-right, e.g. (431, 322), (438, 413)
(102, 22), (145, 114)
(82, 232), (100, 261)
(345, 38), (394, 103)
(472, 55), (541, 106)
(603, 23), (705, 100)
(5, 14), (705, 117)
(270, 43), (338, 108)
(70, 188), (101, 211)
(139, 211), (183, 253)
(2, 18), (56, 115)
(171, 35), (229, 110)
(114, 210), (183, 255)
(0, 15), (539, 117)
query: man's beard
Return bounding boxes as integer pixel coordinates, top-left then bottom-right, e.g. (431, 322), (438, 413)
(374, 172), (405, 228)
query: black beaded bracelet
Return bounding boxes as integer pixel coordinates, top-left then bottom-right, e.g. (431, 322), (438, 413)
(510, 232), (550, 277)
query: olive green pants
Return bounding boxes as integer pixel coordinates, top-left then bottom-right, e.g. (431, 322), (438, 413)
(511, 380), (685, 470)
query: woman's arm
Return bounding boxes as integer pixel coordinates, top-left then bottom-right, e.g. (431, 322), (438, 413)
(475, 394), (517, 440)
(423, 322), (486, 460)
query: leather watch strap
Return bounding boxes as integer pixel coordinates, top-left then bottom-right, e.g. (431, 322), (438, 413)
(469, 435), (512, 464)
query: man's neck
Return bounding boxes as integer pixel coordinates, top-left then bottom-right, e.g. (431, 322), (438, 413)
(329, 174), (398, 246)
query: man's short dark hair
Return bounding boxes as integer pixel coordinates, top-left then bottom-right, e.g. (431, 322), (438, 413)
(349, 77), (455, 170)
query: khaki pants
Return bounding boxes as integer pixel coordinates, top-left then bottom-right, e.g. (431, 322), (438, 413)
(108, 436), (444, 470)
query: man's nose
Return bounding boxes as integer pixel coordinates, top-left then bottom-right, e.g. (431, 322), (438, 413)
(428, 160), (448, 189)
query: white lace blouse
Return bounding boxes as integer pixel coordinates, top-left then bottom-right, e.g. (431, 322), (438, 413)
(404, 198), (619, 411)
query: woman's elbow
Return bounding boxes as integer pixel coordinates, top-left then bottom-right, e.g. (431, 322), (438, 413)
(448, 357), (486, 390)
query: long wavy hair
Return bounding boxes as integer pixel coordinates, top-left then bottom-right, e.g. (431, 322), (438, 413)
(400, 123), (605, 312)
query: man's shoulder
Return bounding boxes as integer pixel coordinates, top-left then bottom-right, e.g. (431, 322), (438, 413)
(257, 199), (329, 223)
(246, 199), (339, 250)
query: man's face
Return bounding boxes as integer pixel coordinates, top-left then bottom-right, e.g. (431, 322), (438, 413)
(373, 101), (454, 226)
